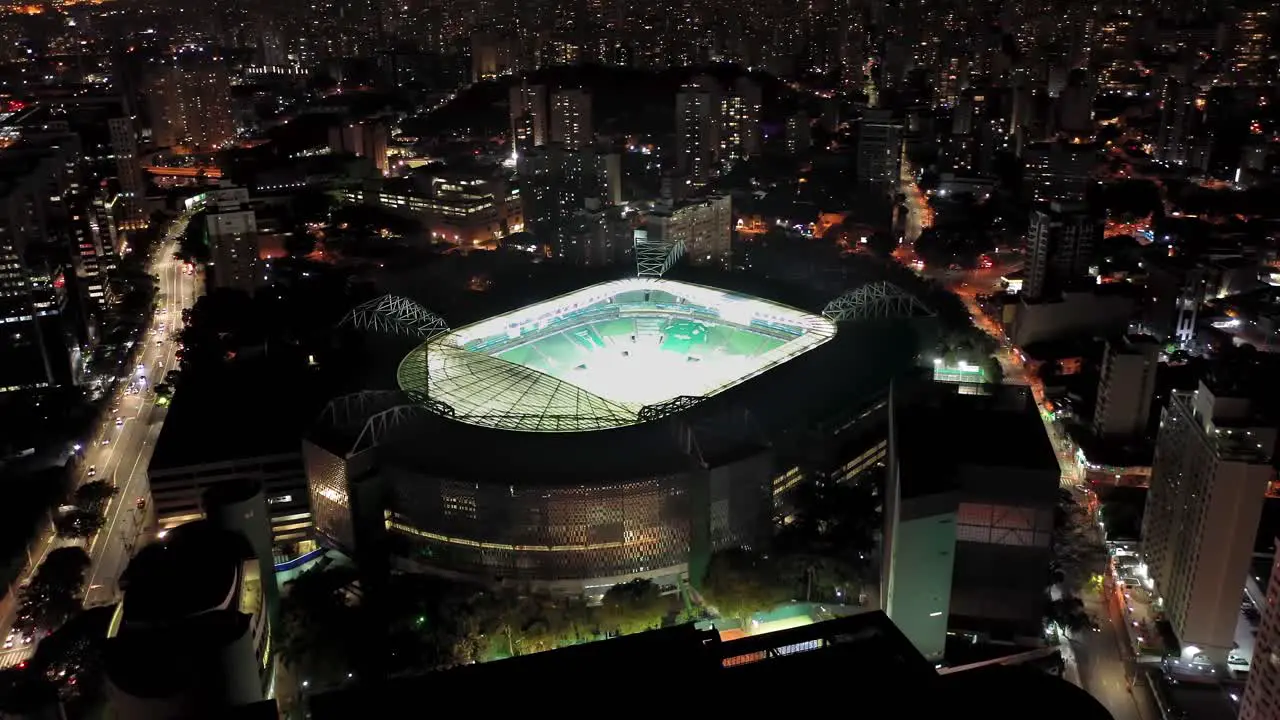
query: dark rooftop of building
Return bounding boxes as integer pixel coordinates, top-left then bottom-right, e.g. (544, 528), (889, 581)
(894, 379), (1060, 501)
(149, 360), (327, 472)
(118, 521), (253, 625)
(309, 611), (1113, 719)
(105, 611), (253, 700)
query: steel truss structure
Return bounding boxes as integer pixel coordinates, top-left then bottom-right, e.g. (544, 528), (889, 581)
(342, 294), (450, 339)
(637, 395), (706, 424)
(315, 391), (457, 456)
(350, 404), (434, 455)
(821, 282), (934, 323)
(316, 390), (410, 433)
(634, 228), (684, 278)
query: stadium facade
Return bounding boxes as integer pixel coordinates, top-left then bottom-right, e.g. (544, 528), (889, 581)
(305, 278), (933, 592)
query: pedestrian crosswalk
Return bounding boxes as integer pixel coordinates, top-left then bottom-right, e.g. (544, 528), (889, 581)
(0, 646), (33, 669)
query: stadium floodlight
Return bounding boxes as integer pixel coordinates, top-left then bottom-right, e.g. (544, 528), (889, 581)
(398, 278), (837, 432)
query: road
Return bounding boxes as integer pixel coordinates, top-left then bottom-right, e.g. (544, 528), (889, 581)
(900, 159), (931, 246)
(0, 213), (200, 669)
(1072, 598), (1153, 720)
(893, 166), (1135, 713)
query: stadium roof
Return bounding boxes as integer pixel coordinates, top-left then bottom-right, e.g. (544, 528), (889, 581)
(396, 278), (836, 432)
(398, 343), (637, 433)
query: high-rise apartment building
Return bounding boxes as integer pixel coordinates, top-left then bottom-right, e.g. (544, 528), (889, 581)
(550, 89), (593, 150)
(1155, 75), (1195, 166)
(674, 76), (761, 182)
(67, 190), (110, 317)
(107, 116), (146, 228)
(0, 134), (87, 393)
(675, 81), (717, 184)
(644, 195), (732, 271)
(519, 145), (622, 262)
(148, 55), (234, 151)
(718, 77), (762, 160)
(206, 209), (261, 296)
(1141, 381), (1276, 663)
(1024, 202), (1099, 300)
(1240, 545), (1280, 720)
(1093, 336), (1160, 442)
(577, 205), (633, 267)
(856, 110), (902, 184)
(328, 118), (389, 174)
(1022, 140), (1096, 204)
(471, 32), (516, 82)
(1229, 9), (1272, 83)
(509, 83), (548, 152)
(1055, 70), (1095, 137)
(27, 95), (146, 228)
(785, 112), (811, 155)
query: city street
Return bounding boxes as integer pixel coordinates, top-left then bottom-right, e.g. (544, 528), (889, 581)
(894, 174), (1126, 713)
(0, 212), (200, 669)
(1072, 597), (1155, 720)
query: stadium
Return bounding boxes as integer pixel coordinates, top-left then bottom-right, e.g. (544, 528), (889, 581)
(305, 277), (933, 592)
(396, 278), (837, 432)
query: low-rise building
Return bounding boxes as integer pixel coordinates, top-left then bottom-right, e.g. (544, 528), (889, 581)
(344, 173), (523, 246)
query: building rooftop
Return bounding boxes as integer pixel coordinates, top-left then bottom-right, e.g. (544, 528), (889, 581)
(105, 611), (252, 700)
(895, 379), (1060, 501)
(308, 611), (1112, 719)
(118, 521), (253, 625)
(149, 360), (328, 472)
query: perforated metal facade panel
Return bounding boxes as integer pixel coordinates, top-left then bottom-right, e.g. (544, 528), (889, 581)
(385, 471), (693, 581)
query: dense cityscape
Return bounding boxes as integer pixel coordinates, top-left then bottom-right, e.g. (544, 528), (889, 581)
(0, 0), (1276, 716)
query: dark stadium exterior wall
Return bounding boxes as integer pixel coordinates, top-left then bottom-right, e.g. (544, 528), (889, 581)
(383, 467), (693, 586)
(374, 451), (774, 593)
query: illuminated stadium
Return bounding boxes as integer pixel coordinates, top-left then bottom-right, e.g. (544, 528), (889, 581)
(395, 278), (837, 432)
(307, 278), (934, 590)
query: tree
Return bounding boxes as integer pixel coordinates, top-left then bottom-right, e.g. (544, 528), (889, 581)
(74, 480), (116, 508)
(1045, 596), (1091, 633)
(278, 564), (363, 689)
(53, 510), (103, 539)
(981, 355), (1005, 385)
(177, 210), (210, 263)
(290, 188), (334, 225)
(29, 606), (113, 708)
(0, 666), (57, 717)
(864, 231), (899, 258)
(285, 231), (317, 258)
(701, 549), (793, 626)
(19, 547), (90, 634)
(600, 579), (668, 636)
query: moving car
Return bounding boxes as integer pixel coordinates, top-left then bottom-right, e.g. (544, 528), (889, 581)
(87, 466), (97, 477)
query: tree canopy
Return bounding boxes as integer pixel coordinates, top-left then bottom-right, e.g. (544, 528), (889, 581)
(600, 579), (669, 636)
(73, 481), (116, 508)
(17, 547), (90, 634)
(701, 549), (793, 626)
